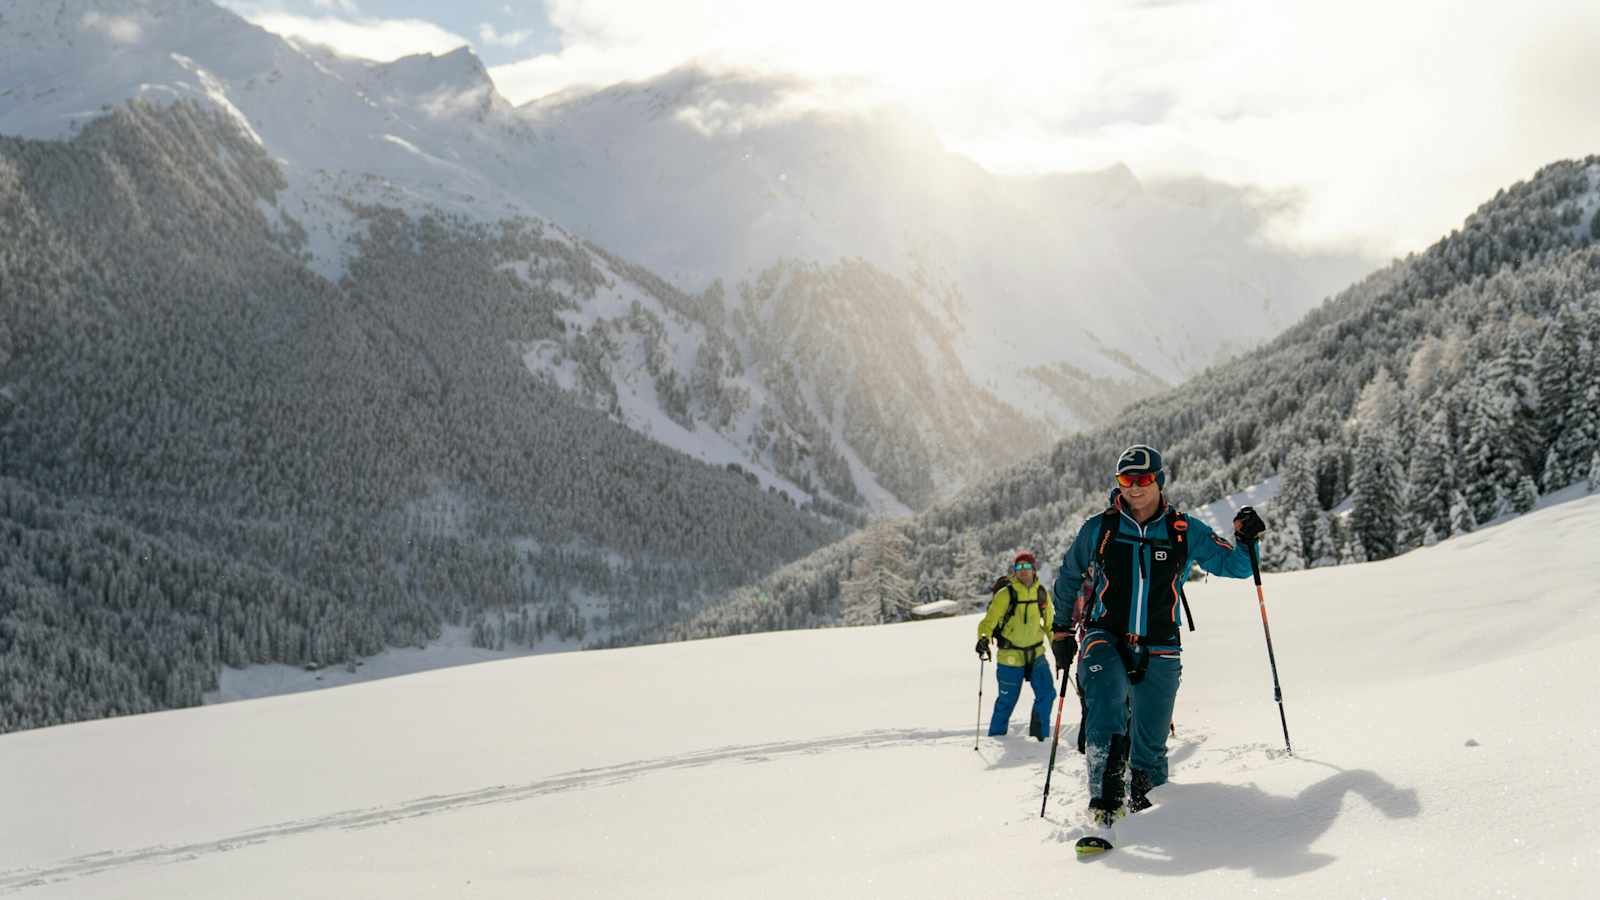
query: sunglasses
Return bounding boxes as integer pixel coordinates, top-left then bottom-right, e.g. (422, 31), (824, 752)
(1116, 472), (1159, 488)
(1013, 562), (1035, 571)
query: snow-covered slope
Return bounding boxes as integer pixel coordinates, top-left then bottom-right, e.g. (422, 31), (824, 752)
(4, 493), (1596, 898)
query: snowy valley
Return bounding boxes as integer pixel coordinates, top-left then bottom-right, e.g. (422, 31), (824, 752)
(1, 0), (1598, 771)
(2, 493), (1597, 898)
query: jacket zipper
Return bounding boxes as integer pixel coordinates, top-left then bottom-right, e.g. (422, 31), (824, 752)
(1119, 506), (1151, 636)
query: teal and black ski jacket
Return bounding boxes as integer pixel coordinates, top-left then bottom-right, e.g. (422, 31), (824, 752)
(1052, 494), (1255, 652)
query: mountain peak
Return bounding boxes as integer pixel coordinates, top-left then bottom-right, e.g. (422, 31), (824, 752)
(357, 43), (508, 120)
(519, 61), (800, 118)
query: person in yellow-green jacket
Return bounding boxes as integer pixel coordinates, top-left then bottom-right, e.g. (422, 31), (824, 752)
(975, 551), (1057, 740)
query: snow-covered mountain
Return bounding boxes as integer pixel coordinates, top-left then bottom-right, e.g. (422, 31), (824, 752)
(514, 67), (1376, 387)
(3, 492), (1596, 897)
(0, 0), (1059, 512)
(0, 0), (1374, 460)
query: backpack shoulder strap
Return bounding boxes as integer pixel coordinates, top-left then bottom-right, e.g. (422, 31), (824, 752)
(1094, 507), (1121, 565)
(1164, 507), (1191, 566)
(996, 581), (1020, 629)
(1165, 508), (1197, 632)
(990, 580), (1018, 648)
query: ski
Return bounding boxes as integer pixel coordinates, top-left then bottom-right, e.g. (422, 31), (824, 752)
(1075, 834), (1114, 857)
(1075, 808), (1120, 856)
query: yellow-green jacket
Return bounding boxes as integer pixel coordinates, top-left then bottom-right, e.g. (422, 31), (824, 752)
(977, 578), (1053, 667)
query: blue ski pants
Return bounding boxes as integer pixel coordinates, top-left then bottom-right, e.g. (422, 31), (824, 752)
(1078, 633), (1182, 801)
(989, 656), (1057, 737)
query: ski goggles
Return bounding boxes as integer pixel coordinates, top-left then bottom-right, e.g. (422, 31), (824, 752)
(1013, 561), (1035, 571)
(1116, 471), (1159, 488)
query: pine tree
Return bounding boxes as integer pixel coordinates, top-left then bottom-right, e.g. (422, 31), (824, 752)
(1272, 518), (1306, 572)
(1343, 530), (1368, 564)
(1276, 446), (1320, 563)
(947, 533), (991, 609)
(1403, 407), (1454, 543)
(1461, 353), (1532, 523)
(1351, 432), (1400, 559)
(1512, 476), (1538, 514)
(1547, 383), (1598, 490)
(1449, 489), (1477, 536)
(1589, 451), (1600, 493)
(1542, 334), (1600, 490)
(1310, 513), (1338, 567)
(1533, 306), (1581, 484)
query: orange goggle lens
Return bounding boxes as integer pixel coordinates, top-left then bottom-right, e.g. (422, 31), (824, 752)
(1116, 472), (1159, 488)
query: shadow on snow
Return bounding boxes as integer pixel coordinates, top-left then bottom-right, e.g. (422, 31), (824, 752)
(1092, 765), (1421, 878)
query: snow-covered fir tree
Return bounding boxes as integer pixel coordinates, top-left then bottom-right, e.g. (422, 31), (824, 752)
(1275, 446), (1321, 565)
(1512, 476), (1539, 514)
(1461, 346), (1537, 523)
(1342, 530), (1369, 565)
(1310, 513), (1339, 568)
(1350, 369), (1404, 560)
(1450, 490), (1478, 536)
(1270, 518), (1307, 572)
(1545, 376), (1600, 490)
(1403, 407), (1456, 544)
(1533, 305), (1582, 481)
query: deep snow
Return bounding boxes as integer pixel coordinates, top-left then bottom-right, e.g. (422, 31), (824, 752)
(2, 493), (1597, 898)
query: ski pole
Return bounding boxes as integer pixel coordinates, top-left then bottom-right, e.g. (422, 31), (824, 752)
(1040, 663), (1073, 816)
(974, 657), (986, 751)
(1247, 542), (1293, 755)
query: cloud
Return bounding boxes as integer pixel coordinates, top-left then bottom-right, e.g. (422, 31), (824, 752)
(482, 0), (1600, 257)
(478, 23), (534, 49)
(240, 11), (470, 62)
(81, 12), (144, 44)
(311, 0), (361, 13)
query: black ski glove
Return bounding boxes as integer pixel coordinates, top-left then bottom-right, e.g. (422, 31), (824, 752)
(1051, 632), (1077, 670)
(1233, 506), (1267, 544)
(975, 636), (991, 660)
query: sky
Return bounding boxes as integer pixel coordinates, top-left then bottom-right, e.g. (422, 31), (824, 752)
(221, 0), (1600, 258)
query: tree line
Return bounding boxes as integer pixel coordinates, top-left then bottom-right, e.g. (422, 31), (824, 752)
(671, 156), (1600, 638)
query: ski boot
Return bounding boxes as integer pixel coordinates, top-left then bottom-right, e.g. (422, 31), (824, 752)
(1075, 801), (1122, 856)
(1129, 769), (1155, 813)
(1077, 734), (1130, 855)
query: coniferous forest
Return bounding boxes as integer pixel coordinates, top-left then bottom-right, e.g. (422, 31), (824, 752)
(0, 102), (844, 732)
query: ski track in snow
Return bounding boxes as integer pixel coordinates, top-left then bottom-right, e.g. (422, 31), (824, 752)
(0, 723), (1346, 894)
(0, 728), (968, 894)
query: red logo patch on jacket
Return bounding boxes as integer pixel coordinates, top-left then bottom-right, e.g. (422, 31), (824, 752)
(1211, 535), (1233, 551)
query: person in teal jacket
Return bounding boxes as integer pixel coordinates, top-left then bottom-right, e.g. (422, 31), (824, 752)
(976, 552), (1056, 740)
(1050, 444), (1266, 836)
